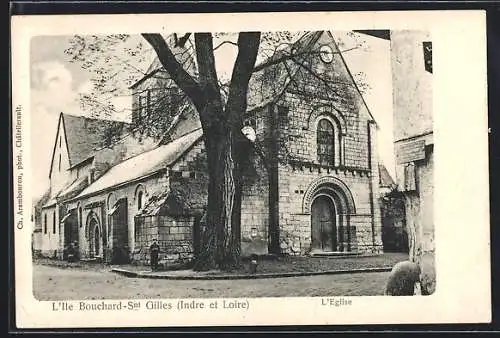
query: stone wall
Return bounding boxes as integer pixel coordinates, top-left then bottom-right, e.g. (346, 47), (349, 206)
(276, 165), (382, 255)
(172, 135), (271, 257)
(265, 53), (383, 255)
(132, 215), (194, 268)
(38, 205), (60, 257)
(278, 89), (370, 170)
(240, 151), (270, 256)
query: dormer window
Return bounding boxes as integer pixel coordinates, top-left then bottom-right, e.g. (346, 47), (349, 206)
(317, 119), (335, 166)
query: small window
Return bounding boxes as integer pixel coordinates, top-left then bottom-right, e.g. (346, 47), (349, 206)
(146, 90), (152, 114)
(58, 154), (61, 172)
(79, 207), (83, 228)
(189, 172), (196, 178)
(317, 119), (335, 166)
(137, 191), (143, 211)
(59, 135), (62, 148)
(52, 211), (56, 234)
(44, 214), (47, 234)
(423, 41), (432, 74)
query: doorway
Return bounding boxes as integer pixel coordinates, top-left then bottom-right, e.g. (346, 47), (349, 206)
(89, 218), (101, 258)
(311, 195), (337, 252)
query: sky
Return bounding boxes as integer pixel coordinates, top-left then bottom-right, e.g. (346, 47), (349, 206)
(29, 31), (394, 201)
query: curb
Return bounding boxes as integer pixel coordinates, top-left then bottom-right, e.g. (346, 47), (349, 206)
(111, 266), (393, 280)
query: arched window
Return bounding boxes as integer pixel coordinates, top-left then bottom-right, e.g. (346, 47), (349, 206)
(317, 119), (335, 166)
(137, 191), (143, 211)
(44, 213), (47, 234)
(52, 211), (56, 234)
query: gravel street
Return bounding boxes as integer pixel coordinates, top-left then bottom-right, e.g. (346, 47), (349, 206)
(33, 264), (391, 300)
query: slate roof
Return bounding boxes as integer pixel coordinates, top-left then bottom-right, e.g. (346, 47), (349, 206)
(61, 113), (129, 168)
(58, 177), (89, 201)
(72, 128), (203, 199)
(42, 176), (89, 209)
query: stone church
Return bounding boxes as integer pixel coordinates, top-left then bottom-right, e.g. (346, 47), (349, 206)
(33, 31), (383, 266)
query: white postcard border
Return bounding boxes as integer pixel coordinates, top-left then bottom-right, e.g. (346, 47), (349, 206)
(11, 10), (491, 328)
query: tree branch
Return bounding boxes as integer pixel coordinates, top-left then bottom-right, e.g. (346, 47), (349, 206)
(294, 59), (335, 92)
(141, 33), (204, 111)
(253, 46), (357, 73)
(174, 33), (191, 48)
(213, 40), (238, 51)
(226, 32), (261, 126)
(194, 33), (224, 126)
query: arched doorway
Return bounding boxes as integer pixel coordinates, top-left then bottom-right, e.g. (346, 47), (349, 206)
(304, 177), (357, 253)
(88, 216), (101, 258)
(311, 195), (337, 252)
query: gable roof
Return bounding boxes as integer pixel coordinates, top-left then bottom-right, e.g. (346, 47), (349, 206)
(247, 31), (322, 111)
(327, 31), (377, 125)
(247, 31), (377, 126)
(70, 128), (203, 200)
(61, 113), (130, 168)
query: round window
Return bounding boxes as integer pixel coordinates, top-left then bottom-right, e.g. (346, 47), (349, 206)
(319, 45), (334, 63)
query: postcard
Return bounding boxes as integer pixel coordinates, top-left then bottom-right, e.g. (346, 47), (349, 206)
(11, 10), (490, 328)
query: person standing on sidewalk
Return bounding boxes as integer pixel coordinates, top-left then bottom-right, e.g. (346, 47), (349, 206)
(150, 239), (160, 272)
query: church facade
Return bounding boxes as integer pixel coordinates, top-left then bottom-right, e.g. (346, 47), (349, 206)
(33, 31), (383, 267)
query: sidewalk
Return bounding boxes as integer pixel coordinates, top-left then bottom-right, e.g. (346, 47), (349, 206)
(111, 265), (394, 280)
(111, 252), (407, 280)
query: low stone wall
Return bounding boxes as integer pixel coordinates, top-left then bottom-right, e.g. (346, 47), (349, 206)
(132, 215), (195, 268)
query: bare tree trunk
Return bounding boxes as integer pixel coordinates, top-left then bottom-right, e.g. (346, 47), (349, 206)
(144, 32), (260, 272)
(193, 127), (239, 271)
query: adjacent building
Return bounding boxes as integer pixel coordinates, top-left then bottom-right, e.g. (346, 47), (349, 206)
(390, 30), (435, 294)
